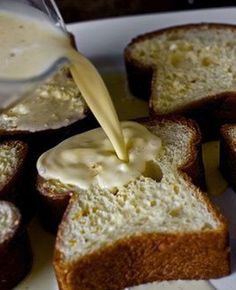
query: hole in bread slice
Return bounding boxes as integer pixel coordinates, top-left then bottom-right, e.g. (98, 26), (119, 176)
(143, 160), (162, 182)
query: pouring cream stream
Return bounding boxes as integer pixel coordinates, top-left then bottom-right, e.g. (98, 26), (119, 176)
(0, 2), (127, 160)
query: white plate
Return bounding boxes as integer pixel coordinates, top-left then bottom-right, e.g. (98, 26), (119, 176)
(15, 8), (236, 290)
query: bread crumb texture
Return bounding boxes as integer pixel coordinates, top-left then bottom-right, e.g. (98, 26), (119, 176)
(54, 121), (219, 262)
(129, 25), (236, 113)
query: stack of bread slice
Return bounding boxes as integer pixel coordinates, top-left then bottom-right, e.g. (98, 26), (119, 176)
(0, 141), (32, 289)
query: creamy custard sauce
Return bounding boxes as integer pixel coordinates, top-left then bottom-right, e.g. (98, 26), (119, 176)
(37, 121), (162, 189)
(0, 2), (127, 160)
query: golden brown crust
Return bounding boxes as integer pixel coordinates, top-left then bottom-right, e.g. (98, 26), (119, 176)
(54, 229), (229, 290)
(220, 124), (236, 191)
(125, 23), (236, 139)
(0, 201), (32, 290)
(54, 185), (229, 290)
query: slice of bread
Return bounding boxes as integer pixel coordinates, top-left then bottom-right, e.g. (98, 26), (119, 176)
(0, 142), (33, 289)
(125, 23), (236, 138)
(37, 118), (229, 289)
(220, 124), (236, 191)
(0, 200), (32, 290)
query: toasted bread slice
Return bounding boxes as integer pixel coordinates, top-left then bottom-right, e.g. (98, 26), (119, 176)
(37, 118), (229, 289)
(0, 201), (32, 290)
(125, 23), (236, 138)
(220, 124), (236, 191)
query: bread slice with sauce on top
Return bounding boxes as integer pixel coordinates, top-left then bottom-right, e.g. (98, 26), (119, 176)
(125, 23), (236, 138)
(36, 117), (229, 290)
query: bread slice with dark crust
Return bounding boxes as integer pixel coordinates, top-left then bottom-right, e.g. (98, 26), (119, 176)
(0, 142), (33, 288)
(36, 117), (229, 289)
(220, 124), (236, 191)
(0, 201), (32, 290)
(125, 23), (236, 139)
(55, 228), (228, 290)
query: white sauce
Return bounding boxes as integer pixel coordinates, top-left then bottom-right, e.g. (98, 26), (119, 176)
(37, 121), (162, 189)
